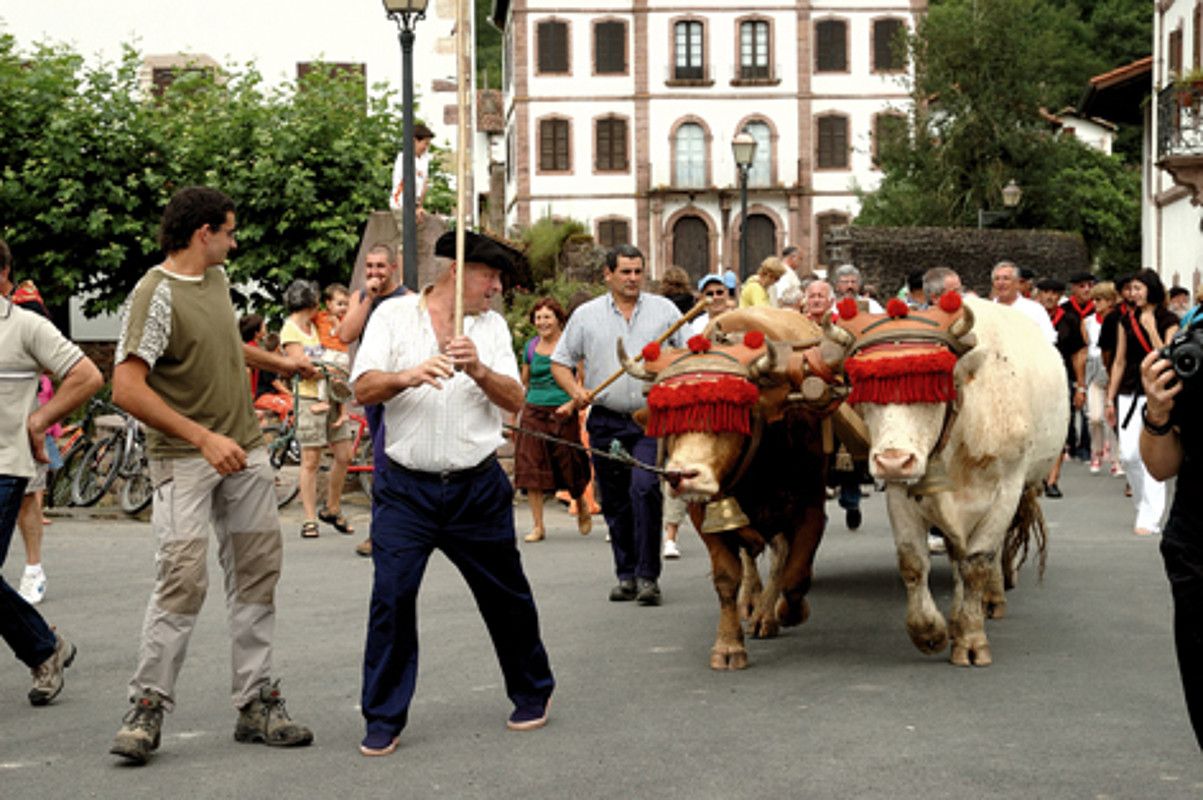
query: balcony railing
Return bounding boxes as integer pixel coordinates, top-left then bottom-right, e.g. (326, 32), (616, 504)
(1157, 83), (1203, 160)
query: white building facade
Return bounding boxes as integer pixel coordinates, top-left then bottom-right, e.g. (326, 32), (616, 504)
(492, 0), (923, 281)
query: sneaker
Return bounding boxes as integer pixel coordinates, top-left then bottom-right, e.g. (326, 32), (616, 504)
(18, 567), (46, 606)
(635, 578), (662, 606)
(927, 531), (947, 555)
(1089, 457), (1101, 474)
(360, 731), (400, 757)
(234, 680), (313, 747)
(1111, 463), (1125, 477)
(845, 508), (862, 530)
(110, 689), (165, 765)
(663, 538), (681, 559)
(507, 694), (552, 731)
(609, 579), (637, 602)
(28, 633), (76, 706)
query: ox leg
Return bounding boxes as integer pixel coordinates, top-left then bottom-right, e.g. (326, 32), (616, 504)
(949, 551), (996, 667)
(886, 490), (947, 655)
(737, 550), (762, 622)
(702, 533), (749, 671)
(984, 550), (1007, 620)
(776, 504), (826, 629)
(747, 533), (788, 639)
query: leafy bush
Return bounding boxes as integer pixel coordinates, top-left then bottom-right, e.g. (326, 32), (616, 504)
(519, 216), (588, 284)
(504, 276), (605, 361)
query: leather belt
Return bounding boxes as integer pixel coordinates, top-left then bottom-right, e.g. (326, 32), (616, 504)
(387, 454), (498, 483)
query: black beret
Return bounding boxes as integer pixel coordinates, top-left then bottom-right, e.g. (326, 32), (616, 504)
(1035, 278), (1065, 292)
(1069, 272), (1096, 284)
(1019, 268), (1036, 280)
(435, 230), (523, 275)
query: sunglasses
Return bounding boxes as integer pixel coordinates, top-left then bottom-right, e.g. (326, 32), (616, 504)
(704, 289), (727, 297)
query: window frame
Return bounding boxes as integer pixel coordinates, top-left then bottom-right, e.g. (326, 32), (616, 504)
(815, 113), (850, 171)
(593, 114), (630, 174)
(871, 17), (908, 74)
(535, 18), (571, 76)
(871, 111), (907, 167)
(814, 18), (849, 74)
(536, 116), (573, 175)
(669, 17), (711, 85)
(592, 18), (628, 76)
(736, 115), (777, 188)
(736, 17), (772, 82)
(670, 117), (712, 189)
(596, 217), (632, 249)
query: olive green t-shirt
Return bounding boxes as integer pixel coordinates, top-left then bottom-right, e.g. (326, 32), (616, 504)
(116, 265), (262, 458)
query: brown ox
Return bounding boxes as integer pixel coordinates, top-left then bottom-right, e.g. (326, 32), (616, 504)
(827, 294), (1065, 667)
(621, 307), (845, 670)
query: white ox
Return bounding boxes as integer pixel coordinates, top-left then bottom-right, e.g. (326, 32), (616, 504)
(832, 295), (1067, 666)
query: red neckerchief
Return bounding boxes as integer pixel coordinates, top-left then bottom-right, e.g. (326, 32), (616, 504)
(1050, 307), (1065, 328)
(1095, 311), (1104, 324)
(1126, 308), (1154, 354)
(1069, 297), (1094, 317)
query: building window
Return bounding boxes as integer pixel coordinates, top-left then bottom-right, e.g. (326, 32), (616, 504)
(739, 20), (770, 80)
(872, 19), (907, 72)
(872, 112), (907, 165)
(674, 123), (707, 188)
(1170, 26), (1184, 78)
(595, 117), (628, 172)
(743, 121), (771, 187)
(537, 20), (569, 74)
(504, 31), (513, 91)
(598, 219), (630, 249)
(816, 115), (849, 169)
(594, 20), (626, 74)
(506, 130), (515, 183)
(815, 20), (847, 73)
(674, 21), (704, 80)
(539, 118), (570, 172)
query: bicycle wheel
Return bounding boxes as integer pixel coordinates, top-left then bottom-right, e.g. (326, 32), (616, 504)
(72, 432), (123, 507)
(261, 425), (299, 508)
(353, 434), (374, 497)
(48, 441), (87, 508)
(120, 469), (154, 515)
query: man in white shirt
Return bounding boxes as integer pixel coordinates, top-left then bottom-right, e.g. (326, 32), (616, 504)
(991, 260), (1056, 345)
(389, 123), (434, 235)
(832, 264), (885, 314)
(769, 246), (803, 308)
(351, 231), (555, 757)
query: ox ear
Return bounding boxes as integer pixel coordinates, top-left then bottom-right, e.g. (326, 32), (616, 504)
(956, 346), (989, 380)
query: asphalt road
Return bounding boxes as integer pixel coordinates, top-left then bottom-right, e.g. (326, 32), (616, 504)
(2, 460), (1201, 799)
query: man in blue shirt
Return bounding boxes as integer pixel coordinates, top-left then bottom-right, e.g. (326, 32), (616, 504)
(551, 245), (683, 605)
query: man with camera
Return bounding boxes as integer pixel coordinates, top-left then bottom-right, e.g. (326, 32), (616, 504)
(1140, 310), (1203, 750)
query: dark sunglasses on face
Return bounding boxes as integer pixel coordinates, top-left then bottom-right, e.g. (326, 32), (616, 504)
(704, 290), (726, 297)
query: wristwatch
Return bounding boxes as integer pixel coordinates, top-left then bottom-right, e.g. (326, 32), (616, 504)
(1141, 405), (1174, 436)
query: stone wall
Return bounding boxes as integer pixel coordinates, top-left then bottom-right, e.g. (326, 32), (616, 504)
(827, 226), (1092, 297)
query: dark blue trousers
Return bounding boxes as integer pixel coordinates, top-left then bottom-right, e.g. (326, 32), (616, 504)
(0, 475), (56, 669)
(361, 458), (554, 739)
(1161, 518), (1203, 750)
(586, 408), (663, 582)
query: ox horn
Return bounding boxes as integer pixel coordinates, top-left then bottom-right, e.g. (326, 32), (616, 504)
(948, 303), (975, 339)
(821, 310), (855, 350)
(616, 338), (655, 381)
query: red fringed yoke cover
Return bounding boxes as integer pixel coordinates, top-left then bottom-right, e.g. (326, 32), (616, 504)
(646, 374), (760, 436)
(845, 346), (957, 405)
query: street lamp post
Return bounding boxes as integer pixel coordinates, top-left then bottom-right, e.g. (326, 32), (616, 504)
(977, 178), (1023, 229)
(731, 132), (757, 279)
(383, 0), (430, 291)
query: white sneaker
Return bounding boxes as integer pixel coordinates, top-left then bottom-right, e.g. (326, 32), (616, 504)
(663, 538), (681, 559)
(927, 533), (947, 555)
(19, 568), (46, 606)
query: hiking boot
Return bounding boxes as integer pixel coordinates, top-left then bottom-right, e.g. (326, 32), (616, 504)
(635, 578), (662, 606)
(28, 633), (75, 706)
(234, 680), (313, 747)
(110, 689), (165, 765)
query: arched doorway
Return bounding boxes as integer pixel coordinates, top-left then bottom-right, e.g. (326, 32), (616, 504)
(742, 213), (776, 278)
(673, 216), (710, 281)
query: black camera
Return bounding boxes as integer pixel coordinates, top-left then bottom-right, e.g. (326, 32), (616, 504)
(1161, 325), (1203, 383)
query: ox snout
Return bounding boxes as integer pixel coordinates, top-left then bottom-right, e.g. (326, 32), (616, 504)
(872, 448), (923, 482)
(664, 461), (720, 501)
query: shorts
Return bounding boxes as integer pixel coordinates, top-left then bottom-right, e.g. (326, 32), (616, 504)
(296, 396), (353, 448)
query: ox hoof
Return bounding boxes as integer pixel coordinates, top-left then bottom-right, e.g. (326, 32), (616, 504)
(907, 617), (948, 655)
(777, 597), (810, 628)
(950, 639), (993, 667)
(984, 597), (1007, 620)
(746, 615), (780, 640)
(710, 647), (749, 671)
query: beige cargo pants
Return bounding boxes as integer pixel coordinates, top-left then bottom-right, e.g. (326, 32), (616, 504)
(129, 447), (282, 711)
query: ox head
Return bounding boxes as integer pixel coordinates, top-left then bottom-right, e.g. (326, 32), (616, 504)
(829, 293), (977, 486)
(619, 315), (835, 505)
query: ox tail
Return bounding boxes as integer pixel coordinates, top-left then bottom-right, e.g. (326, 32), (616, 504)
(1002, 483), (1048, 589)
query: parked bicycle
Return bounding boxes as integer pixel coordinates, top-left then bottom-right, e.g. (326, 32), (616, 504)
(71, 406), (150, 511)
(46, 397), (114, 508)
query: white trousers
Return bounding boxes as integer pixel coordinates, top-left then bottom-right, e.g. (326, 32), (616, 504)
(1115, 394), (1166, 533)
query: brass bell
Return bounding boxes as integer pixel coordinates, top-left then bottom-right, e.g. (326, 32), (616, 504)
(701, 496), (750, 533)
(834, 446), (854, 473)
(906, 457), (953, 497)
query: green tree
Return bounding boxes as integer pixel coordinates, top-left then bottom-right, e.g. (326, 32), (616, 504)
(857, 0), (1143, 276)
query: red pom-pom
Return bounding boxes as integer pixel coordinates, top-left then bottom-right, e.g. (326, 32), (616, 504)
(743, 330), (765, 349)
(687, 334), (712, 353)
(938, 291), (963, 313)
(641, 342), (662, 362)
(886, 298), (910, 318)
(836, 298), (859, 320)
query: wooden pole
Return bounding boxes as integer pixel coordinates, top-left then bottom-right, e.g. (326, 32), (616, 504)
(452, 0), (470, 336)
(585, 300), (708, 401)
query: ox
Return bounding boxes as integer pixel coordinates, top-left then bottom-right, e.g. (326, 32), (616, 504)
(828, 294), (1066, 666)
(621, 307), (846, 670)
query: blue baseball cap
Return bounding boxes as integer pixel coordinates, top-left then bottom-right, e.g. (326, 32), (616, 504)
(698, 274), (725, 291)
(722, 270), (738, 290)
